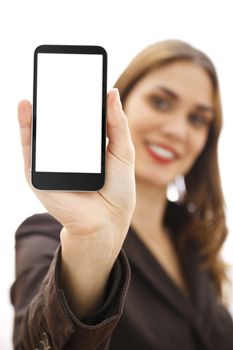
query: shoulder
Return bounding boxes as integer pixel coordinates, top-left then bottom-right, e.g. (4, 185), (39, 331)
(14, 213), (62, 276)
(15, 212), (62, 242)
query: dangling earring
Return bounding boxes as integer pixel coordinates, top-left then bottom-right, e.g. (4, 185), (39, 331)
(166, 175), (186, 203)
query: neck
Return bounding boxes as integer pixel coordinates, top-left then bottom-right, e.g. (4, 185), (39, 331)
(131, 179), (168, 241)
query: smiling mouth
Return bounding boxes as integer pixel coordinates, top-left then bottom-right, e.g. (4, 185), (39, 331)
(145, 143), (178, 164)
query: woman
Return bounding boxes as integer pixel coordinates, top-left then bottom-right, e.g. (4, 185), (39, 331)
(11, 40), (233, 349)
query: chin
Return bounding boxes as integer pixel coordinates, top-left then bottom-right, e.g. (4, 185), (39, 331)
(137, 172), (171, 189)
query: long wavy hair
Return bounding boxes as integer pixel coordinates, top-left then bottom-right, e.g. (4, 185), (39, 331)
(114, 40), (229, 301)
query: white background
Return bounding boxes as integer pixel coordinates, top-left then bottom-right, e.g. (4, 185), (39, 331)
(1, 1), (233, 348)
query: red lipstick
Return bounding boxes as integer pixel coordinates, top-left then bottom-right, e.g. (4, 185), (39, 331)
(145, 143), (177, 165)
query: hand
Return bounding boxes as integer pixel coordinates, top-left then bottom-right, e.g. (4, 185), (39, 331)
(18, 87), (136, 255)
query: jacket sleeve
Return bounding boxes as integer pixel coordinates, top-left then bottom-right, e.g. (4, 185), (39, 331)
(10, 213), (131, 350)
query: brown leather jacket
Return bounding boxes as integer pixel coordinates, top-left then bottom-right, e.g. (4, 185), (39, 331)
(10, 213), (233, 349)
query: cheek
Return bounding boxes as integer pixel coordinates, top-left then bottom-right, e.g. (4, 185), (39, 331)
(128, 123), (146, 150)
(187, 133), (208, 163)
(127, 109), (152, 141)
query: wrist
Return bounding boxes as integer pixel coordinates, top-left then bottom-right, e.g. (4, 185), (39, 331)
(60, 226), (116, 266)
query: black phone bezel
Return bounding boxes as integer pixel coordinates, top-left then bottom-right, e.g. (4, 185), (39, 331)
(31, 45), (107, 191)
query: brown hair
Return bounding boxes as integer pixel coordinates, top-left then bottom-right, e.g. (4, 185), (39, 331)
(114, 39), (229, 301)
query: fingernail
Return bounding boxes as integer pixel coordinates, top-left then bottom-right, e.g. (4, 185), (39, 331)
(113, 88), (122, 110)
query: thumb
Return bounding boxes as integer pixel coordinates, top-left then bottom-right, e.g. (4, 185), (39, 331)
(106, 89), (135, 166)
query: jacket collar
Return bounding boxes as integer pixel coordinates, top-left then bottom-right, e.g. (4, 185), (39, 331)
(123, 225), (216, 344)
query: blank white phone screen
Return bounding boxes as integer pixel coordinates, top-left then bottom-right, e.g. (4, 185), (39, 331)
(35, 53), (103, 173)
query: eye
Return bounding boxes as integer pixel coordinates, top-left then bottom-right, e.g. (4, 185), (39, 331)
(189, 113), (209, 128)
(148, 95), (170, 111)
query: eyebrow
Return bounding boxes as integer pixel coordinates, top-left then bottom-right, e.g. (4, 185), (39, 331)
(155, 85), (215, 116)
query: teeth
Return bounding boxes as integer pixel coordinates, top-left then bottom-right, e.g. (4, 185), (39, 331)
(148, 144), (175, 159)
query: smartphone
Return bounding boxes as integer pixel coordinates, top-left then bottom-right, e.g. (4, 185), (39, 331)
(31, 45), (107, 191)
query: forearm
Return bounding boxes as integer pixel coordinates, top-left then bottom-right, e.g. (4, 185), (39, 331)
(60, 227), (118, 320)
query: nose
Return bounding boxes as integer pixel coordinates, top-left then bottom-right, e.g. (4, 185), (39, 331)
(161, 115), (189, 142)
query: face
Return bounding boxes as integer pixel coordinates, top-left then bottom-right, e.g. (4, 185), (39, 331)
(123, 60), (215, 188)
